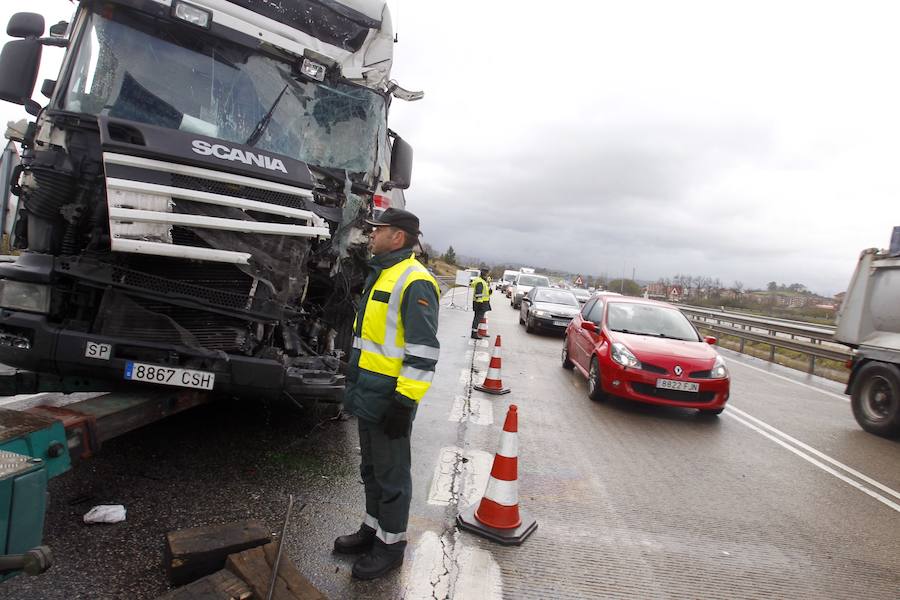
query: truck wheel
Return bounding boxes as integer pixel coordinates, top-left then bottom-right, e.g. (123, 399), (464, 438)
(851, 361), (900, 438)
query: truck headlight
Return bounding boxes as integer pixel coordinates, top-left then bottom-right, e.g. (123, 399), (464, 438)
(0, 280), (51, 314)
(172, 1), (212, 28)
(611, 342), (641, 369)
(711, 355), (728, 379)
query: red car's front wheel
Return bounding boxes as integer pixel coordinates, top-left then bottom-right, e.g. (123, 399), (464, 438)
(588, 357), (607, 402)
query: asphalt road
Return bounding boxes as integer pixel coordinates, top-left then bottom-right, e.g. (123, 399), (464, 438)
(2, 287), (898, 599)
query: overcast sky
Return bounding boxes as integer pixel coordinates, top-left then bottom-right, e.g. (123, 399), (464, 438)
(3, 1), (898, 295)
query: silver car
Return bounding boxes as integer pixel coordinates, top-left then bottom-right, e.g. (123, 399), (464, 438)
(510, 273), (551, 308)
(519, 287), (580, 334)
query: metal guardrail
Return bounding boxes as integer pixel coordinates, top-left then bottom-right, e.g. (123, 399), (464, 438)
(678, 305), (851, 374)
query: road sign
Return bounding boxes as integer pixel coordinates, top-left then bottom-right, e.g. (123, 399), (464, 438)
(574, 275), (584, 287)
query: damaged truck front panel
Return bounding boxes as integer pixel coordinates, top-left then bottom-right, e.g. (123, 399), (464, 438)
(0, 0), (417, 402)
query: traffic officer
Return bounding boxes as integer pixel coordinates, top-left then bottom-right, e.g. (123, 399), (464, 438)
(469, 268), (491, 339)
(333, 208), (441, 580)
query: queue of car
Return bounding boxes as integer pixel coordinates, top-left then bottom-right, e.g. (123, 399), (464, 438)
(509, 273), (552, 308)
(511, 284), (731, 416)
(518, 287), (582, 333)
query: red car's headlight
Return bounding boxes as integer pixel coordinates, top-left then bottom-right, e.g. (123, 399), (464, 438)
(611, 342), (641, 369)
(711, 355), (728, 379)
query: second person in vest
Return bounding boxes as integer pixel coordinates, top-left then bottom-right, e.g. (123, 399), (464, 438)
(470, 268), (492, 339)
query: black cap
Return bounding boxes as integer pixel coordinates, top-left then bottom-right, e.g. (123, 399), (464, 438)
(365, 207), (421, 236)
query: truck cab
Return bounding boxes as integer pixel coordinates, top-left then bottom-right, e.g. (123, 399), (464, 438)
(0, 0), (421, 401)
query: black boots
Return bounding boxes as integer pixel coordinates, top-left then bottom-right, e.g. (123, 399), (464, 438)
(351, 538), (406, 580)
(333, 524), (376, 554)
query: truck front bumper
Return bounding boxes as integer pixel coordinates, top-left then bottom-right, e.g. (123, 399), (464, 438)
(0, 311), (343, 401)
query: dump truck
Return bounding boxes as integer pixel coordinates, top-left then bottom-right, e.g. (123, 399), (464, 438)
(834, 228), (900, 437)
(0, 0), (422, 403)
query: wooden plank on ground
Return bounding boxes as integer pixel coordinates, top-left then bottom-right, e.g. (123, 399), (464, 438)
(226, 542), (327, 600)
(156, 569), (252, 600)
(165, 520), (272, 586)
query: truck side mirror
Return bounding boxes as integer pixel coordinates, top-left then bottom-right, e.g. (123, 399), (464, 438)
(48, 21), (68, 38)
(0, 39), (43, 112)
(386, 134), (413, 190)
(7, 13), (45, 38)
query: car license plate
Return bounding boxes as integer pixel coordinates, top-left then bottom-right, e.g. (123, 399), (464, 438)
(124, 361), (215, 390)
(656, 378), (699, 393)
(552, 320), (569, 327)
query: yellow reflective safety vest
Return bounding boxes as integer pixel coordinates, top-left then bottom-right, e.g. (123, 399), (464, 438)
(353, 254), (440, 403)
(470, 276), (490, 303)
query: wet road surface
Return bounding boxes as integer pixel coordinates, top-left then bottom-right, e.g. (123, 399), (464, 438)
(3, 287), (898, 599)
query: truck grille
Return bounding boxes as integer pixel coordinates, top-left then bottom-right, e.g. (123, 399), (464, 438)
(96, 292), (250, 352)
(172, 174), (309, 212)
(111, 258), (254, 312)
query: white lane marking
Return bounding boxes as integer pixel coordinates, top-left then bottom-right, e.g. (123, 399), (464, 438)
(458, 368), (471, 385)
(402, 531), (503, 600)
(729, 405), (900, 502)
(449, 395), (494, 426)
(402, 530), (452, 599)
(725, 411), (900, 513)
(428, 446), (493, 506)
(453, 545), (503, 600)
(727, 355), (849, 402)
(474, 351), (491, 364)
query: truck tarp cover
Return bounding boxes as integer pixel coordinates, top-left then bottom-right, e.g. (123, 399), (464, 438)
(227, 0), (382, 51)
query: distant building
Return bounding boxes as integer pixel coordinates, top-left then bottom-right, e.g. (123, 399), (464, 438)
(646, 282), (667, 299)
(720, 289), (741, 300)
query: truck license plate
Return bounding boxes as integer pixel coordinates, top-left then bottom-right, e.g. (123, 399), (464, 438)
(124, 362), (215, 390)
(656, 378), (699, 393)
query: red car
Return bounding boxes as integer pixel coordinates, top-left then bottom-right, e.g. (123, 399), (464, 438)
(562, 295), (730, 415)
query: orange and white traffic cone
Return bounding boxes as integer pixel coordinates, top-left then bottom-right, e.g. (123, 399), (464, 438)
(457, 405), (537, 545)
(474, 335), (510, 395)
(477, 316), (489, 338)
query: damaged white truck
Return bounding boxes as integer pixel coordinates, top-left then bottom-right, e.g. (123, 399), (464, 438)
(0, 0), (421, 403)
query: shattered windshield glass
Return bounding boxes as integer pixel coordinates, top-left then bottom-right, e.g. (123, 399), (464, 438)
(63, 6), (387, 178)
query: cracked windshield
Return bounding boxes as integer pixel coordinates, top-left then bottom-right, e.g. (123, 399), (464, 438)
(63, 6), (386, 176)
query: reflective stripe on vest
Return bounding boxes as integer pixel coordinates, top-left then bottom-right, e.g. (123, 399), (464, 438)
(354, 254), (440, 402)
(471, 277), (490, 303)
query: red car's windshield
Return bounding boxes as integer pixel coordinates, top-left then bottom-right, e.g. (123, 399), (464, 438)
(606, 302), (700, 341)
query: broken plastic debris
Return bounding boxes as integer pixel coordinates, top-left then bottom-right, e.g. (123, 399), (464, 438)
(83, 504), (126, 524)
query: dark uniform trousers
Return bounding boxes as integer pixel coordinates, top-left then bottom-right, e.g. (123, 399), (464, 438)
(358, 417), (413, 535)
(471, 304), (488, 334)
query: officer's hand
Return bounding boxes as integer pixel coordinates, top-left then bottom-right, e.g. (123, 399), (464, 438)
(383, 398), (414, 439)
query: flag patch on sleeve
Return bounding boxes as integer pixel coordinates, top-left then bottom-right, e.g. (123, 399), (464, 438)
(417, 298), (430, 307)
